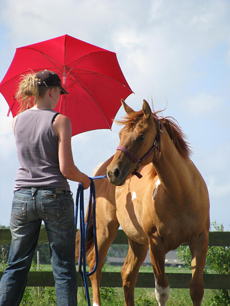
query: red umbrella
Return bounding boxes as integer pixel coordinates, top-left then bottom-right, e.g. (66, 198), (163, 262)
(0, 35), (133, 136)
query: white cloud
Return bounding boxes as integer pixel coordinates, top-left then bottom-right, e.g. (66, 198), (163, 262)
(208, 178), (230, 199)
(110, 0), (230, 112)
(184, 93), (224, 115)
(193, 143), (230, 199)
(0, 97), (15, 158)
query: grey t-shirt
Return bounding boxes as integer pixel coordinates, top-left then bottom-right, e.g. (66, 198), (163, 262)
(14, 108), (70, 191)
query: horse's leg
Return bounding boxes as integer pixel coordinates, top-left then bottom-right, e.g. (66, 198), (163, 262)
(149, 237), (169, 306)
(87, 218), (119, 306)
(189, 230), (209, 306)
(121, 239), (148, 306)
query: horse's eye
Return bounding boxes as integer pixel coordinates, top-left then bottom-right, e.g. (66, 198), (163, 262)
(137, 135), (145, 141)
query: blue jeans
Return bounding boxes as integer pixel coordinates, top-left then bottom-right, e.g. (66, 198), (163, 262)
(0, 188), (77, 306)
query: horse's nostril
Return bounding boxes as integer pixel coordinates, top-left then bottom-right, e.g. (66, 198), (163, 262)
(114, 168), (120, 178)
(107, 170), (112, 178)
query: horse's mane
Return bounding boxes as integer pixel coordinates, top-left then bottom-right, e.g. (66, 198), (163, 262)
(116, 110), (191, 159)
(157, 113), (191, 159)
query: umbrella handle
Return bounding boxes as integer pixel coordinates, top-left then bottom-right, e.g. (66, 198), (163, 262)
(75, 175), (107, 306)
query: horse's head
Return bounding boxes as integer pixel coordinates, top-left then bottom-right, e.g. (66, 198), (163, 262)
(107, 99), (162, 186)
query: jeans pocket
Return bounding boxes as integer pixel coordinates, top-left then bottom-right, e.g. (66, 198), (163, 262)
(11, 199), (27, 221)
(41, 199), (67, 222)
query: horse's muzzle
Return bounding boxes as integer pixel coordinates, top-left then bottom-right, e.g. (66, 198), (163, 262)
(107, 166), (127, 186)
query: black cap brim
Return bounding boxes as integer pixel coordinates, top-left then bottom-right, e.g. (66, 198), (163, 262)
(60, 86), (69, 95)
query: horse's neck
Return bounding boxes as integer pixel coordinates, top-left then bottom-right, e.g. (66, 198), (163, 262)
(153, 130), (192, 198)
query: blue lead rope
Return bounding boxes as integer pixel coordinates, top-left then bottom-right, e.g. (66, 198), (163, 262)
(75, 175), (107, 306)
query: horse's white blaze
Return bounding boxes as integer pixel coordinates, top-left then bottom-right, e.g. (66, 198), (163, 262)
(153, 178), (161, 199)
(155, 283), (170, 306)
(132, 191), (137, 200)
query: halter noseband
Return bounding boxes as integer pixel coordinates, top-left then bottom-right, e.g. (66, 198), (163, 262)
(117, 119), (163, 172)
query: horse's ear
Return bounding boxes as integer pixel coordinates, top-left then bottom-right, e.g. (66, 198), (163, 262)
(142, 99), (151, 118)
(121, 99), (134, 114)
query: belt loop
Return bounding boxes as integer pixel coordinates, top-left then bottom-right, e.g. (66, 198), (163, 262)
(31, 187), (38, 197)
(62, 190), (69, 196)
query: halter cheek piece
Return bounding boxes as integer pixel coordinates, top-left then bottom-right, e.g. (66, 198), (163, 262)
(116, 120), (163, 177)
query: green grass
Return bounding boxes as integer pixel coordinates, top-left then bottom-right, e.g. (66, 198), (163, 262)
(18, 264), (216, 305)
(0, 264), (218, 305)
(19, 286), (216, 305)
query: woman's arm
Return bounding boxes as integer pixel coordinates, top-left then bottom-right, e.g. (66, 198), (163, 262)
(53, 114), (91, 189)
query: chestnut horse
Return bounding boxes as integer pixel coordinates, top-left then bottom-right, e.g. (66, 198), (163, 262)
(76, 100), (210, 306)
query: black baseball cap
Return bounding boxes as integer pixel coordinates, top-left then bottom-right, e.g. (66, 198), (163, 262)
(35, 70), (68, 95)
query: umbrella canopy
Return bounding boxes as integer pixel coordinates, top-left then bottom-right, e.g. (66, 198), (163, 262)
(0, 35), (133, 135)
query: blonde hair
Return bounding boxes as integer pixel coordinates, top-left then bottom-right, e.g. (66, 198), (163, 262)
(15, 73), (48, 113)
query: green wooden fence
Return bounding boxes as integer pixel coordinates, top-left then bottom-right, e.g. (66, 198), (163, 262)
(0, 229), (230, 289)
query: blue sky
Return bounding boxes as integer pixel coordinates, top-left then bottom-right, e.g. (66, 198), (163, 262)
(0, 0), (230, 230)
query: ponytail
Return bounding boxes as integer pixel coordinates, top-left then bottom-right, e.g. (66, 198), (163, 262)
(15, 73), (48, 113)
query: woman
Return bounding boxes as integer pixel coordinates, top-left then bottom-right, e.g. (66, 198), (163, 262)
(0, 70), (91, 305)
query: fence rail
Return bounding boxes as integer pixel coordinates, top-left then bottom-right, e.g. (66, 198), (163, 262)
(1, 229), (230, 289)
